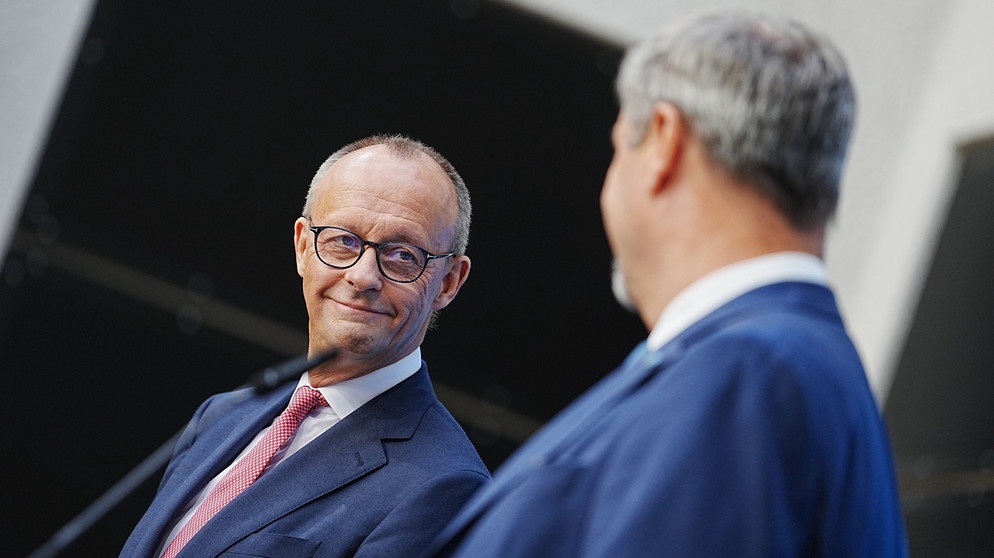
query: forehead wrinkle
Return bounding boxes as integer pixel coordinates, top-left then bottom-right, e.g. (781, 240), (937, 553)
(315, 175), (456, 251)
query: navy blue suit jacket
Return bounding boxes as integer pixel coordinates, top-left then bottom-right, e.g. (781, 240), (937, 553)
(121, 364), (489, 558)
(429, 282), (907, 557)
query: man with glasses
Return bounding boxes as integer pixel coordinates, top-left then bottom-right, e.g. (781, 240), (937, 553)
(122, 134), (489, 558)
(428, 10), (907, 558)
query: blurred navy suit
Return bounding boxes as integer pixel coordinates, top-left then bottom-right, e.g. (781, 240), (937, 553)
(122, 365), (489, 558)
(429, 282), (906, 557)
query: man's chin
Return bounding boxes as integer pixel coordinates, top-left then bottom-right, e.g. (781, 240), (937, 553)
(314, 325), (378, 357)
(340, 333), (381, 355)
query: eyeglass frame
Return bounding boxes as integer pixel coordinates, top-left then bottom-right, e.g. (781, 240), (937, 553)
(307, 221), (456, 283)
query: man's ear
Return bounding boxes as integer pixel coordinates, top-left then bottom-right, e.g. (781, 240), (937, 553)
(293, 218), (309, 277)
(432, 255), (471, 311)
(646, 101), (687, 194)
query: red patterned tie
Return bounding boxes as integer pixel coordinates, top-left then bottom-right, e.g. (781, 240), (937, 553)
(161, 386), (328, 558)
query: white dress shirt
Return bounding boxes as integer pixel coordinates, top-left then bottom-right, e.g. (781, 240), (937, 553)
(647, 252), (828, 351)
(156, 348), (422, 556)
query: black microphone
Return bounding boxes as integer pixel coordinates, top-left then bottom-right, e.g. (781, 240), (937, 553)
(27, 348), (340, 558)
(246, 347), (340, 393)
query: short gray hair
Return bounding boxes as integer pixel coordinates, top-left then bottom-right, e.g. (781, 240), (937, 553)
(616, 11), (855, 229)
(302, 134), (472, 255)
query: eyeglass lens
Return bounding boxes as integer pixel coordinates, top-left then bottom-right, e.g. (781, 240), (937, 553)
(314, 228), (427, 282)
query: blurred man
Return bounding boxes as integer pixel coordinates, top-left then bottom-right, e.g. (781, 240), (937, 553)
(428, 11), (907, 557)
(122, 135), (489, 557)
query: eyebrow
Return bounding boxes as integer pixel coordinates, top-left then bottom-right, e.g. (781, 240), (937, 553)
(329, 223), (428, 249)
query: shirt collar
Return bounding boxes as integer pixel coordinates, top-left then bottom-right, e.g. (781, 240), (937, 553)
(647, 252), (827, 351)
(298, 347), (422, 420)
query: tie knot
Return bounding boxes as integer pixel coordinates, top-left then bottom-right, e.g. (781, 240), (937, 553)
(286, 386), (329, 421)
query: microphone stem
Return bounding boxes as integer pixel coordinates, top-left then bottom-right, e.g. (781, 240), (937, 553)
(27, 349), (337, 558)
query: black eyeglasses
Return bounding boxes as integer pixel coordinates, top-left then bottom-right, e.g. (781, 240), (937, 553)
(308, 224), (455, 283)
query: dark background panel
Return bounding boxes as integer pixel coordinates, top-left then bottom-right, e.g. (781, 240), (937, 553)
(19, 0), (994, 555)
(885, 137), (994, 556)
(2, 1), (644, 556)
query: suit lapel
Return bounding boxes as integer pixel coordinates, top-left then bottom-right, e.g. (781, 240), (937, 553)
(434, 282), (840, 551)
(168, 387), (293, 504)
(432, 340), (684, 548)
(176, 366), (437, 557)
(125, 385), (293, 557)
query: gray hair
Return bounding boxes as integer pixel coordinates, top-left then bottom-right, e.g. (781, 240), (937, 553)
(616, 11), (855, 229)
(302, 134), (472, 255)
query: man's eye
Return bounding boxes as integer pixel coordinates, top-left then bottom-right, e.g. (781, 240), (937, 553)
(383, 245), (420, 263)
(320, 232), (360, 253)
(333, 235), (358, 248)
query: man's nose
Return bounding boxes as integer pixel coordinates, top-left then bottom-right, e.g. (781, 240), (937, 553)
(343, 247), (384, 290)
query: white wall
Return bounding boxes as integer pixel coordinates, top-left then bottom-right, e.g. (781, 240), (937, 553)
(845, 0), (994, 402)
(501, 0), (994, 404)
(0, 0), (94, 260)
